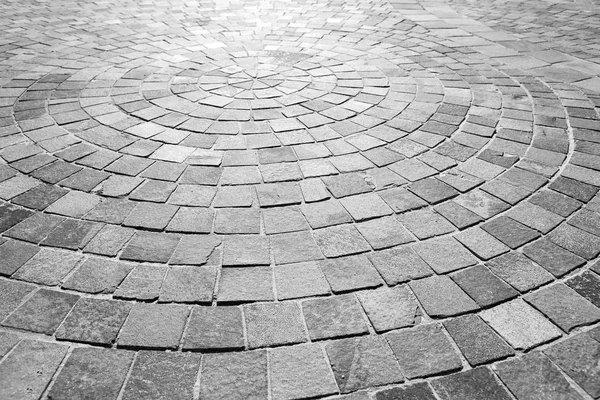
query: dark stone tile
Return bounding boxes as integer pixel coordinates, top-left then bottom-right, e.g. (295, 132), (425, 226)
(244, 302), (307, 348)
(12, 248), (83, 285)
(529, 190), (582, 217)
(326, 336), (403, 393)
(566, 271), (600, 308)
(4, 212), (64, 243)
(183, 306), (244, 351)
(2, 288), (78, 335)
(408, 177), (459, 204)
(451, 265), (518, 307)
(0, 279), (35, 321)
(12, 184), (68, 211)
(432, 367), (513, 400)
(0, 239), (40, 276)
(48, 348), (134, 400)
(523, 238), (586, 277)
(83, 198), (136, 224)
(454, 227), (510, 261)
(55, 298), (132, 346)
(549, 176), (598, 202)
(434, 201), (483, 229)
(0, 203), (33, 233)
(41, 219), (103, 250)
(302, 294), (368, 340)
(444, 315), (514, 366)
(379, 187), (428, 213)
(482, 216), (541, 249)
(374, 383), (437, 400)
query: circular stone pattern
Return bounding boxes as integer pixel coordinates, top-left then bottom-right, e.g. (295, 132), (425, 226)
(1, 0), (600, 398)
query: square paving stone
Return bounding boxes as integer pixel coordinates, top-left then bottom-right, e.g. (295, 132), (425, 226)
(525, 283), (600, 332)
(0, 331), (19, 357)
(0, 340), (68, 400)
(302, 294), (369, 340)
(386, 323), (462, 379)
(340, 193), (393, 221)
(170, 234), (221, 266)
(455, 189), (510, 219)
(379, 187), (428, 213)
(200, 350), (268, 400)
(45, 191), (101, 218)
(431, 367), (513, 400)
(222, 235), (270, 266)
(41, 219), (103, 250)
(83, 198), (136, 224)
(83, 225), (134, 256)
(214, 208), (260, 234)
(212, 186), (255, 208)
(522, 238), (586, 277)
(322, 173), (373, 198)
(357, 286), (419, 333)
(505, 201), (563, 234)
(566, 271), (600, 308)
(165, 207), (213, 233)
(408, 177), (459, 204)
(0, 278), (36, 321)
(434, 201), (483, 229)
(0, 239), (40, 276)
(47, 347), (134, 400)
(454, 227), (510, 261)
(480, 299), (562, 350)
(482, 216), (541, 249)
(548, 223), (600, 260)
(2, 288), (78, 335)
(244, 302), (307, 349)
(412, 236), (478, 274)
(0, 204), (33, 232)
(544, 333), (600, 398)
(570, 208), (600, 238)
(12, 248), (84, 285)
(313, 224), (371, 257)
(62, 257), (133, 294)
(120, 231), (180, 263)
(269, 344), (339, 400)
(444, 314), (514, 366)
(271, 231), (324, 264)
(183, 306), (244, 351)
(301, 199), (352, 229)
(4, 212), (64, 243)
(320, 255), (382, 293)
(118, 303), (189, 350)
(549, 176), (598, 202)
(122, 352), (200, 400)
(10, 183), (67, 210)
(495, 352), (585, 400)
(356, 216), (414, 249)
(217, 267), (274, 303)
(486, 251), (554, 292)
(368, 246), (434, 285)
(263, 206), (309, 234)
(374, 383), (437, 400)
(113, 265), (167, 301)
(326, 336), (404, 393)
(300, 178), (330, 203)
(123, 202), (178, 230)
(168, 185), (216, 207)
(397, 208), (455, 239)
(55, 298), (132, 346)
(256, 182), (303, 207)
(141, 161), (187, 182)
(274, 262), (330, 300)
(158, 266), (217, 304)
(410, 275), (479, 317)
(451, 265), (519, 307)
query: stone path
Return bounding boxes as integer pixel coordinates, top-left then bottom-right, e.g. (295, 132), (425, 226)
(0, 0), (599, 398)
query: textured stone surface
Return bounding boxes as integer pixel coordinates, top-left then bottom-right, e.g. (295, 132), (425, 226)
(357, 286), (420, 332)
(432, 367), (513, 400)
(244, 302), (307, 348)
(302, 294), (368, 340)
(183, 306), (244, 351)
(410, 276), (479, 317)
(118, 303), (189, 349)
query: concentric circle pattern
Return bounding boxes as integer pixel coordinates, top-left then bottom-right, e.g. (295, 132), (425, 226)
(1, 0), (600, 398)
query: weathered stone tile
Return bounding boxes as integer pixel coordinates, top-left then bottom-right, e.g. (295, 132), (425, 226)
(4, 212), (64, 243)
(271, 230), (323, 264)
(165, 207), (214, 233)
(120, 231), (180, 263)
(170, 234), (221, 266)
(41, 219), (103, 250)
(301, 199), (352, 229)
(548, 223), (600, 260)
(313, 224), (371, 257)
(222, 235), (270, 266)
(374, 383), (437, 400)
(522, 238), (586, 277)
(356, 216), (414, 249)
(263, 206), (309, 234)
(432, 367), (513, 400)
(397, 208), (455, 239)
(320, 255), (382, 293)
(0, 239), (40, 276)
(0, 279), (36, 320)
(357, 286), (419, 333)
(158, 266), (217, 304)
(412, 236), (478, 274)
(486, 251), (554, 292)
(123, 202), (178, 230)
(482, 216), (541, 249)
(368, 246), (433, 285)
(12, 248), (83, 285)
(451, 265), (518, 307)
(566, 271), (600, 308)
(244, 302), (307, 348)
(302, 294), (368, 340)
(183, 306), (244, 351)
(113, 265), (167, 301)
(410, 275), (479, 317)
(62, 257), (133, 294)
(454, 227), (510, 260)
(217, 267), (274, 303)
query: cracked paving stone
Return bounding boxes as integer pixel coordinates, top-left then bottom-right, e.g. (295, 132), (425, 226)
(183, 306), (244, 351)
(432, 367), (513, 400)
(170, 234), (221, 266)
(244, 302), (307, 348)
(62, 257), (133, 294)
(326, 336), (403, 393)
(302, 294), (368, 340)
(386, 323), (462, 379)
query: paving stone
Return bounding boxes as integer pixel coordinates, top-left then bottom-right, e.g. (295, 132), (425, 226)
(183, 306), (244, 351)
(322, 173), (373, 198)
(83, 224), (135, 256)
(495, 352), (585, 400)
(374, 383), (437, 400)
(566, 271), (600, 308)
(320, 254), (382, 293)
(55, 298), (132, 346)
(340, 192), (393, 221)
(432, 367), (513, 400)
(434, 201), (483, 229)
(410, 276), (479, 318)
(357, 285), (420, 333)
(274, 261), (330, 300)
(244, 302), (307, 348)
(45, 191), (102, 218)
(217, 267), (274, 303)
(505, 201), (563, 234)
(397, 208), (455, 239)
(0, 204), (33, 232)
(269, 343), (339, 400)
(170, 234), (221, 265)
(4, 212), (64, 243)
(379, 187), (428, 213)
(529, 190), (582, 217)
(118, 303), (189, 349)
(0, 239), (40, 276)
(455, 189), (510, 219)
(222, 235), (270, 266)
(2, 288), (78, 335)
(179, 166), (223, 185)
(314, 224), (371, 257)
(546, 222), (600, 260)
(451, 265), (519, 307)
(523, 238), (586, 277)
(200, 351), (268, 400)
(263, 206), (309, 234)
(0, 330), (19, 358)
(113, 265), (167, 301)
(301, 199), (352, 229)
(549, 176), (598, 202)
(271, 230), (323, 264)
(302, 294), (368, 340)
(62, 257), (133, 294)
(486, 251), (554, 292)
(41, 219), (103, 250)
(444, 314), (514, 366)
(0, 340), (68, 400)
(256, 182), (303, 207)
(84, 198), (136, 224)
(12, 248), (83, 285)
(454, 227), (510, 260)
(368, 246), (433, 285)
(355, 216), (414, 249)
(159, 266), (217, 303)
(480, 299), (562, 350)
(544, 333), (600, 398)
(123, 202), (178, 230)
(300, 178), (331, 202)
(212, 186), (255, 207)
(0, 279), (36, 320)
(215, 208), (260, 234)
(120, 231), (180, 263)
(168, 185), (216, 207)
(47, 347), (134, 400)
(482, 216), (541, 249)
(412, 236), (478, 274)
(526, 283), (600, 332)
(121, 351), (201, 400)
(408, 177), (459, 204)
(326, 336), (403, 393)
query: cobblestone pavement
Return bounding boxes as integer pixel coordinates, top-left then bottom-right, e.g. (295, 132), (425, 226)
(0, 0), (600, 398)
